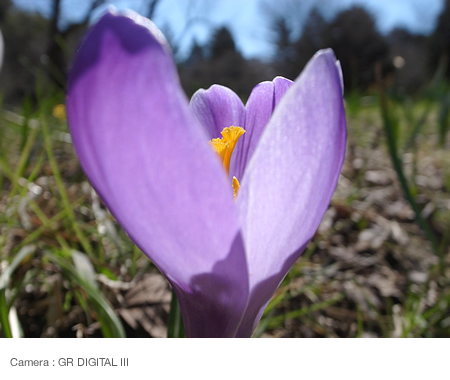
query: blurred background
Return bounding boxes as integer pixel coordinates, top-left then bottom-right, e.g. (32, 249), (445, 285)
(0, 0), (449, 338)
(2, 0), (449, 101)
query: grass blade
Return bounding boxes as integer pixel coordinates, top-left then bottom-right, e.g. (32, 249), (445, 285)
(0, 245), (37, 338)
(376, 67), (440, 261)
(438, 93), (450, 147)
(266, 294), (344, 330)
(48, 253), (126, 338)
(41, 116), (93, 256)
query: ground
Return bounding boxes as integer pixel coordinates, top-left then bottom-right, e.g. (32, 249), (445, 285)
(0, 94), (449, 338)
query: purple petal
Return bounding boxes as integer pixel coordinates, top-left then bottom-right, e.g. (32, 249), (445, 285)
(172, 233), (248, 338)
(336, 60), (344, 95)
(190, 85), (245, 140)
(231, 77), (293, 181)
(235, 49), (346, 337)
(67, 10), (249, 337)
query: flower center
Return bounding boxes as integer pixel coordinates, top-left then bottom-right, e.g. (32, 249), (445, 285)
(210, 126), (245, 198)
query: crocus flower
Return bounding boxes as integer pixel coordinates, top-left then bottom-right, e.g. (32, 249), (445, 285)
(67, 9), (346, 338)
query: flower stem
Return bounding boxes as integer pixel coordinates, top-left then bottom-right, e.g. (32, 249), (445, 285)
(167, 288), (185, 338)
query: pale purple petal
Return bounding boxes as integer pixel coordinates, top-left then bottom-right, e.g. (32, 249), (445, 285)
(231, 77), (293, 181)
(336, 60), (344, 95)
(67, 10), (249, 337)
(172, 233), (248, 337)
(190, 85), (245, 139)
(235, 49), (346, 337)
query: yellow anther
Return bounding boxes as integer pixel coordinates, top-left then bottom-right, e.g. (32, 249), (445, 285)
(210, 138), (228, 163)
(210, 126), (245, 199)
(232, 176), (240, 199)
(210, 126), (245, 174)
(52, 104), (66, 120)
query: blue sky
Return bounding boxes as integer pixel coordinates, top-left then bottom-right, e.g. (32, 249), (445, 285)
(12, 0), (445, 60)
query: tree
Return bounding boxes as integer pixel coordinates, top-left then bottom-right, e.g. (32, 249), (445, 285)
(209, 27), (238, 60)
(271, 15), (297, 79)
(388, 28), (430, 93)
(269, 5), (390, 90)
(0, 6), (49, 103)
(292, 8), (328, 78)
(179, 26), (270, 99)
(46, 0), (107, 88)
(429, 0), (450, 78)
(321, 6), (390, 91)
